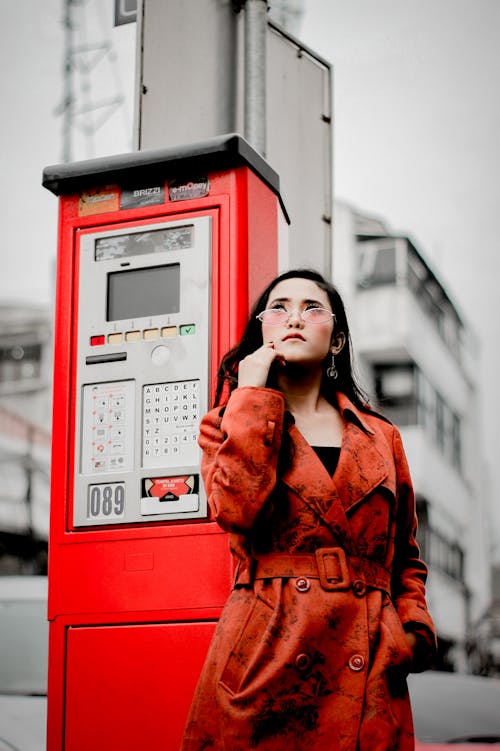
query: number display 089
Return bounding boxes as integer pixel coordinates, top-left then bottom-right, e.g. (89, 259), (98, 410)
(87, 483), (125, 519)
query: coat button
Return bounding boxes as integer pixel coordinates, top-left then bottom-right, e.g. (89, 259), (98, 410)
(352, 579), (366, 597)
(348, 654), (365, 672)
(295, 653), (311, 672)
(295, 577), (311, 593)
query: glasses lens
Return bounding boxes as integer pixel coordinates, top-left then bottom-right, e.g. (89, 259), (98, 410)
(257, 308), (334, 324)
(258, 309), (287, 324)
(302, 308), (333, 323)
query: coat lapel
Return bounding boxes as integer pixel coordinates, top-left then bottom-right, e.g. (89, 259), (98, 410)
(282, 424), (353, 547)
(330, 419), (389, 513)
(281, 394), (390, 549)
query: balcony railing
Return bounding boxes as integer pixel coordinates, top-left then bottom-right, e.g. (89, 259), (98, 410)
(356, 236), (464, 363)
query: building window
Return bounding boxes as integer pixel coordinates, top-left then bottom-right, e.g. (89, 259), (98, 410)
(375, 364), (462, 472)
(416, 496), (430, 561)
(357, 239), (397, 288)
(416, 368), (435, 433)
(416, 369), (462, 471)
(374, 363), (416, 426)
(452, 414), (462, 470)
(429, 529), (465, 583)
(0, 343), (42, 386)
(416, 497), (464, 583)
(435, 393), (445, 452)
(407, 246), (463, 360)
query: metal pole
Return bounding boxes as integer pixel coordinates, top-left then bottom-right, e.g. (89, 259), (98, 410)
(61, 0), (74, 162)
(244, 0), (268, 157)
(24, 426), (34, 540)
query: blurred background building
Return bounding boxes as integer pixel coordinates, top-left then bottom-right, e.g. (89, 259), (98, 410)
(0, 303), (52, 574)
(334, 200), (497, 673)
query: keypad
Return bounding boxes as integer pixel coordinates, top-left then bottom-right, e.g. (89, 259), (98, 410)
(142, 380), (200, 468)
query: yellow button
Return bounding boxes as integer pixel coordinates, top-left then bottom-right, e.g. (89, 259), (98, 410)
(143, 328), (159, 341)
(125, 330), (141, 343)
(107, 333), (123, 345)
(161, 326), (177, 338)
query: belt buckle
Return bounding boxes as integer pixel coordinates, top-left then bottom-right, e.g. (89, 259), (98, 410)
(315, 547), (350, 591)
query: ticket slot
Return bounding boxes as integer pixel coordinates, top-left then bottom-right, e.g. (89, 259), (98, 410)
(86, 352), (128, 365)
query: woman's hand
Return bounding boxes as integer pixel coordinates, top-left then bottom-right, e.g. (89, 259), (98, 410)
(237, 342), (285, 388)
(405, 631), (418, 655)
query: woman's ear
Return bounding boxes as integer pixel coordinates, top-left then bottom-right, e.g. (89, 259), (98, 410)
(331, 332), (346, 355)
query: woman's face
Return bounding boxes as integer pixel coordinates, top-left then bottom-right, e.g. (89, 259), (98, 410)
(261, 277), (335, 368)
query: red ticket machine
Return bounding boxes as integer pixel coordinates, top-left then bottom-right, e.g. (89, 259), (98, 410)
(43, 134), (288, 751)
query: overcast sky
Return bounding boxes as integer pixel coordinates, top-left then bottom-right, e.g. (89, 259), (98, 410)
(1, 0), (499, 552)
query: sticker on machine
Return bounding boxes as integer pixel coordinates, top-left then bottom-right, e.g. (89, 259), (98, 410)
(78, 185), (120, 216)
(120, 184), (165, 210)
(168, 177), (209, 201)
(140, 475), (200, 516)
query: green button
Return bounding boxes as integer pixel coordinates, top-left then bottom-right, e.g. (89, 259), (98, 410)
(179, 324), (196, 336)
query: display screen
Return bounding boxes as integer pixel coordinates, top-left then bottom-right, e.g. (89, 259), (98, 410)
(95, 225), (193, 261)
(107, 263), (180, 322)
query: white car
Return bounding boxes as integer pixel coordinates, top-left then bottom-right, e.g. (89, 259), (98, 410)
(0, 576), (48, 751)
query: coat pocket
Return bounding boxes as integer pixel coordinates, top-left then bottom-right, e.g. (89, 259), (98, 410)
(381, 597), (413, 671)
(219, 582), (277, 696)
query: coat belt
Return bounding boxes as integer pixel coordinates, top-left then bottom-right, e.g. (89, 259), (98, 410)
(253, 547), (391, 595)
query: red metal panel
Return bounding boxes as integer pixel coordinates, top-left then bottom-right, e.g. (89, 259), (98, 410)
(48, 528), (231, 619)
(64, 622), (216, 751)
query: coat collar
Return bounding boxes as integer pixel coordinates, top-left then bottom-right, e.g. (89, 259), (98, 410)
(281, 392), (390, 548)
(335, 392), (376, 435)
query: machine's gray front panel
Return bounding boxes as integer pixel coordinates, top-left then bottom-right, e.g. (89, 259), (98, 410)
(73, 215), (211, 527)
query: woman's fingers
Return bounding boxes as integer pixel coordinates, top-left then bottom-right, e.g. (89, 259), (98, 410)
(237, 343), (285, 387)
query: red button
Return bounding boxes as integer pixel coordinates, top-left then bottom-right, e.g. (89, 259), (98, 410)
(90, 335), (105, 346)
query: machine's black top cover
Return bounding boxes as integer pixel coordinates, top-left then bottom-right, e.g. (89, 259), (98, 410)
(42, 133), (281, 201)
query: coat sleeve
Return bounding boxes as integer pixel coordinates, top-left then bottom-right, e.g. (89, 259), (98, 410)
(198, 386), (286, 533)
(390, 426), (437, 665)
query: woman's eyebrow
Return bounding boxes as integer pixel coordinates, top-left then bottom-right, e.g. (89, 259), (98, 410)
(267, 297), (325, 306)
(267, 297), (289, 305)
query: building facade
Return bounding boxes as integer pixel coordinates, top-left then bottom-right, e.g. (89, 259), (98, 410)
(333, 200), (493, 672)
(0, 303), (52, 573)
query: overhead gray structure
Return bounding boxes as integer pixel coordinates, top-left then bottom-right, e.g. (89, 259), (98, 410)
(134, 0), (332, 277)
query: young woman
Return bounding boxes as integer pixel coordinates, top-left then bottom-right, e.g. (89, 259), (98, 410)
(181, 269), (436, 751)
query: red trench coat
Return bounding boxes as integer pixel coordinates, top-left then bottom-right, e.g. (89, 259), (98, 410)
(181, 387), (436, 751)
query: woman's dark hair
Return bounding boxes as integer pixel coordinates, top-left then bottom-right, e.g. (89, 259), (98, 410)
(213, 268), (370, 410)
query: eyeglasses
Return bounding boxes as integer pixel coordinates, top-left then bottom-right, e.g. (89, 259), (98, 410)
(256, 307), (336, 325)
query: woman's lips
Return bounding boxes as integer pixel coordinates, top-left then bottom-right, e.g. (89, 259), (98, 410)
(282, 333), (306, 342)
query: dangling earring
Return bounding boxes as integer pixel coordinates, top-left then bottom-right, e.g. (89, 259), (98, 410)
(327, 350), (338, 379)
